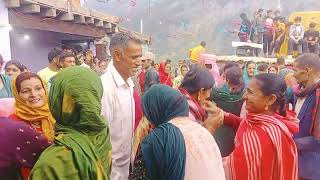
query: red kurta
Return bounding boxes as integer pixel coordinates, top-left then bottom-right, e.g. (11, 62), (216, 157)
(223, 113), (299, 180)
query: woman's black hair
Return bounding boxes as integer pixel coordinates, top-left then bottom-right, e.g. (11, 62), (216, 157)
(180, 65), (215, 94)
(254, 73), (287, 116)
(5, 60), (25, 72)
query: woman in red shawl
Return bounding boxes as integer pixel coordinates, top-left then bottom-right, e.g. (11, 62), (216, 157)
(213, 73), (299, 180)
(158, 60), (173, 87)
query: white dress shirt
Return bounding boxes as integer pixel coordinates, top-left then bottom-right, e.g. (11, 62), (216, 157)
(101, 62), (135, 180)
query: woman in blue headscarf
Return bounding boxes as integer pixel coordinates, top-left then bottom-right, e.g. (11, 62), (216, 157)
(129, 85), (225, 180)
(243, 61), (257, 86)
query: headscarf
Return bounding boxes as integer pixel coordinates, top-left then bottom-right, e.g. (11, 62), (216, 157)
(158, 62), (173, 87)
(201, 54), (224, 86)
(173, 65), (189, 88)
(243, 61), (257, 86)
(12, 72), (55, 141)
(141, 84), (188, 180)
(30, 67), (112, 179)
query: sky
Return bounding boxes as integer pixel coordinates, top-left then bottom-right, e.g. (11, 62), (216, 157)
(84, 0), (320, 60)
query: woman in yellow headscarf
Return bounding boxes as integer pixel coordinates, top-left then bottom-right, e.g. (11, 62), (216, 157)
(9, 72), (55, 141)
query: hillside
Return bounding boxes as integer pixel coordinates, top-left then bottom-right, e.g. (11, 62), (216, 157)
(84, 0), (320, 60)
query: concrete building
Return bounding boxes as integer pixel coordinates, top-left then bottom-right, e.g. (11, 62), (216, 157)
(0, 0), (151, 71)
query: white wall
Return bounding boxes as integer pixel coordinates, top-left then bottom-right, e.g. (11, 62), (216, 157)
(10, 28), (92, 72)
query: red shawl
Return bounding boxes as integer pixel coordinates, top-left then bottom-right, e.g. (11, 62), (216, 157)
(224, 113), (298, 180)
(158, 62), (173, 87)
(178, 88), (206, 122)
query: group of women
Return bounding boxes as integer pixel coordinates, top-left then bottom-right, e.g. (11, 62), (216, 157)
(0, 57), (300, 180)
(0, 67), (112, 179)
(130, 62), (299, 179)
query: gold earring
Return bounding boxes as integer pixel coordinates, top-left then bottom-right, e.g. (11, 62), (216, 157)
(265, 106), (269, 111)
(198, 93), (201, 101)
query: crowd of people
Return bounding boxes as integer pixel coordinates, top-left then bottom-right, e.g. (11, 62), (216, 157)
(0, 32), (320, 180)
(238, 9), (319, 58)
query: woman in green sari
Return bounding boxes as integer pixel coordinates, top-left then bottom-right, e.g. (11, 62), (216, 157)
(30, 67), (112, 180)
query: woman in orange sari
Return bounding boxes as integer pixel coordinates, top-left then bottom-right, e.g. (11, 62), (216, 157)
(214, 73), (299, 180)
(9, 72), (55, 179)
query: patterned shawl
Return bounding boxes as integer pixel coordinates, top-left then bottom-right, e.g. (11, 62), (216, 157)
(224, 113), (298, 180)
(178, 87), (206, 122)
(30, 67), (112, 179)
(12, 73), (55, 141)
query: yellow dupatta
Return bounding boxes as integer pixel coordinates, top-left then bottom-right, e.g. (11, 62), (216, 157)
(12, 74), (55, 141)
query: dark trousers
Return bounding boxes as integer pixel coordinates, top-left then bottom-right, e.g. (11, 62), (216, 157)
(263, 34), (273, 55)
(306, 43), (320, 54)
(273, 36), (285, 54)
(252, 33), (263, 56)
(288, 38), (308, 55)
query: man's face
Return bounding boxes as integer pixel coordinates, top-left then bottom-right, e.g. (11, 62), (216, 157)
(142, 59), (151, 70)
(113, 41), (142, 79)
(60, 57), (76, 68)
(293, 62), (310, 86)
(53, 57), (62, 68)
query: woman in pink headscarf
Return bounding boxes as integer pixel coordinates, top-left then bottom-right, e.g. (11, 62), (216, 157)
(200, 54), (224, 87)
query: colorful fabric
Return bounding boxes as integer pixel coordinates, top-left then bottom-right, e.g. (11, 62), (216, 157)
(0, 117), (51, 180)
(141, 85), (188, 180)
(158, 62), (173, 87)
(224, 113), (298, 180)
(295, 81), (320, 139)
(189, 45), (206, 63)
(0, 98), (14, 117)
(201, 54), (224, 86)
(134, 89), (143, 131)
(30, 67), (112, 180)
(0, 74), (13, 98)
(170, 117), (225, 180)
(139, 70), (145, 93)
(12, 73), (55, 141)
(178, 87), (206, 122)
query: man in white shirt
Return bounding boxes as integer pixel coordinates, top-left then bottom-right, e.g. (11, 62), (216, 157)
(101, 33), (142, 180)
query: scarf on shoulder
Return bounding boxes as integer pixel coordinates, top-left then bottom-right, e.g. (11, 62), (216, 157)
(225, 113), (298, 180)
(178, 87), (206, 122)
(295, 81), (320, 139)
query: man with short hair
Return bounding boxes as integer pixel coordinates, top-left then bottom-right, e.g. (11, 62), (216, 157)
(276, 57), (290, 78)
(101, 33), (142, 180)
(210, 66), (245, 157)
(37, 48), (62, 85)
(293, 53), (320, 179)
(288, 16), (308, 58)
(304, 22), (320, 54)
(188, 41), (206, 64)
(58, 51), (76, 68)
(142, 52), (159, 92)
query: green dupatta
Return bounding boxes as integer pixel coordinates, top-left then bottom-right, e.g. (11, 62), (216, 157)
(30, 67), (112, 180)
